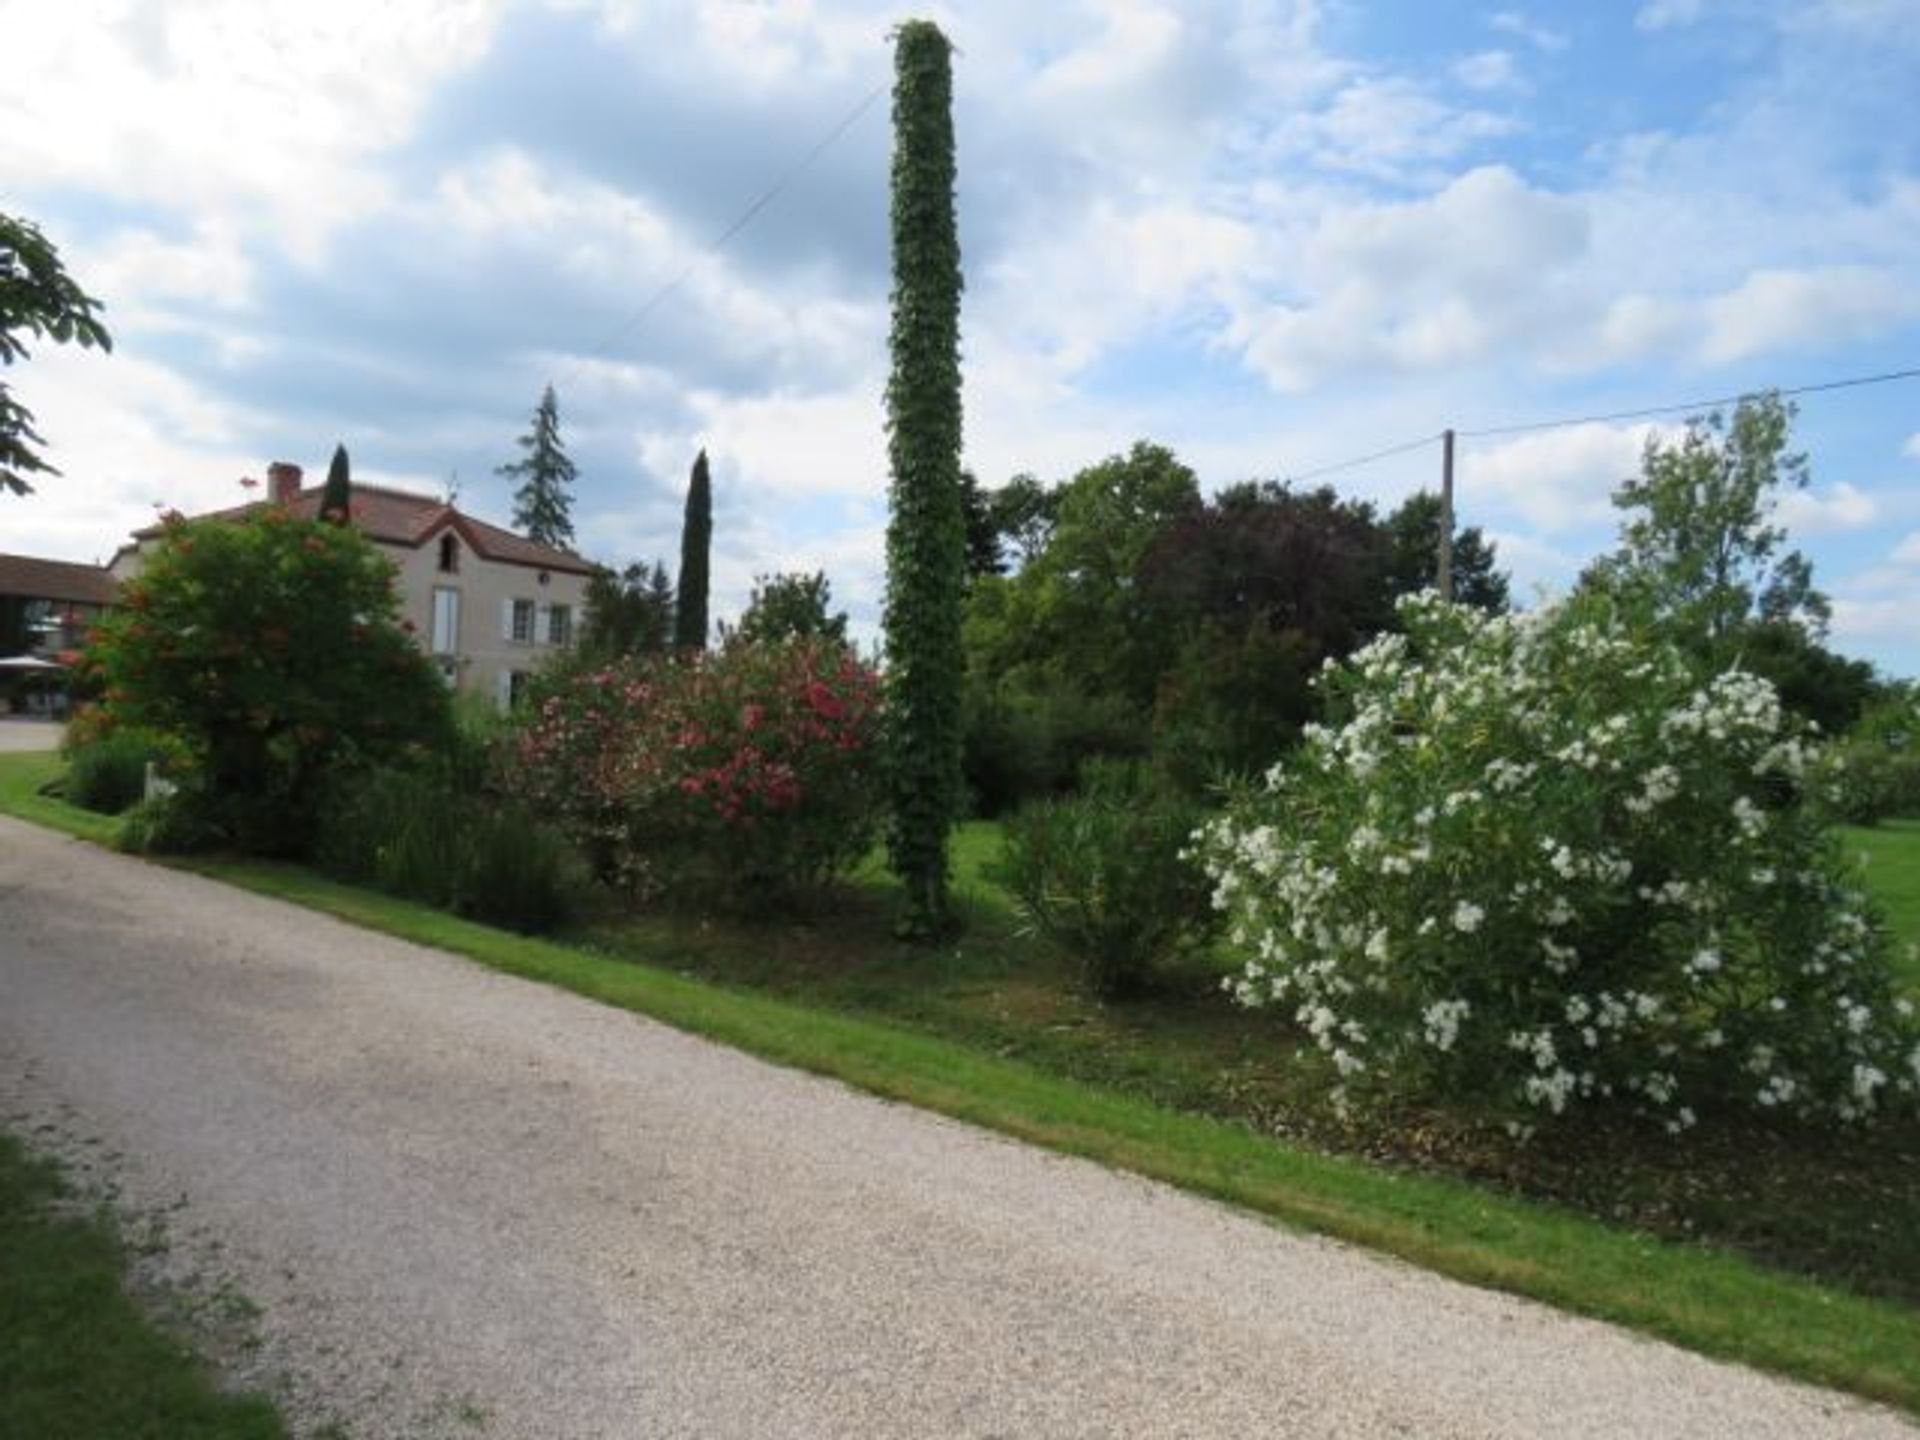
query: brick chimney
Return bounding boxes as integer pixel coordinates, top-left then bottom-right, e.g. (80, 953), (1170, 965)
(266, 461), (303, 504)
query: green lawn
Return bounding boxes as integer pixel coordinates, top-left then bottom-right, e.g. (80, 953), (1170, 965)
(5, 749), (1920, 1413)
(0, 1131), (286, 1440)
(1840, 819), (1920, 991)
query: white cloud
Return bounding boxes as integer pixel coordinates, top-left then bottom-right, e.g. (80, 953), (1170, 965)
(1227, 166), (1588, 389)
(1776, 482), (1877, 534)
(0, 0), (502, 257)
(1, 343), (270, 564)
(1453, 49), (1519, 92)
(1456, 422), (1662, 533)
(1487, 9), (1568, 51)
(1904, 433), (1920, 460)
(1272, 76), (1514, 180)
(1636, 0), (1707, 30)
(1699, 266), (1911, 364)
(1480, 529), (1583, 598)
(1893, 532), (1920, 565)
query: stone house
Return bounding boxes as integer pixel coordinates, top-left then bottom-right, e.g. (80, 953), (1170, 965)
(110, 461), (595, 708)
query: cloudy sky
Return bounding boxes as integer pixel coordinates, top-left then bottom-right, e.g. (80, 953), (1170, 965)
(5, 0), (1918, 672)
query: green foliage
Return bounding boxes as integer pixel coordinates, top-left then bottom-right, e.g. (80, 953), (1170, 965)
(958, 469), (1004, 579)
(506, 639), (884, 910)
(1382, 489), (1509, 613)
(581, 560), (674, 662)
(1009, 442), (1202, 708)
(961, 674), (1147, 817)
(1822, 687), (1920, 826)
(729, 570), (848, 648)
(983, 472), (1059, 570)
(674, 450), (712, 651)
(497, 383), (577, 548)
(1736, 617), (1882, 736)
(1150, 617), (1317, 794)
(2, 212), (113, 498)
(1589, 392), (1827, 647)
(320, 443), (351, 524)
(1200, 593), (1920, 1131)
(84, 510), (452, 854)
(997, 761), (1215, 998)
(884, 18), (967, 938)
(63, 731), (164, 815)
(312, 765), (580, 933)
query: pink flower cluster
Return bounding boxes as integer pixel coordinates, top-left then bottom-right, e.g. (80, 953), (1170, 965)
(505, 639), (883, 904)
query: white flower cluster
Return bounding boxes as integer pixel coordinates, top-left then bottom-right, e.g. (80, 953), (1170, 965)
(1198, 594), (1920, 1131)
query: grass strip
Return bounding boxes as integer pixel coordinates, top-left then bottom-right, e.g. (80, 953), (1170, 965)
(3, 750), (1917, 1413)
(0, 1130), (286, 1440)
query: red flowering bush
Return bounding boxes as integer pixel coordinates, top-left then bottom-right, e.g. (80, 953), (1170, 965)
(504, 638), (883, 907)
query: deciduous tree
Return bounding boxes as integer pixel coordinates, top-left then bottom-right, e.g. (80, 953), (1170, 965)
(2, 212), (111, 498)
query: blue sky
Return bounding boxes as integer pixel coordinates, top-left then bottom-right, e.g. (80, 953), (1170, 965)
(5, 0), (1918, 673)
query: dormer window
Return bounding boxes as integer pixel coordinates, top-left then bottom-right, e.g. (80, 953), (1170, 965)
(438, 533), (459, 573)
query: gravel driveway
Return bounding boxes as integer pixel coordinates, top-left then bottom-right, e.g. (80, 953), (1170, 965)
(0, 815), (1909, 1439)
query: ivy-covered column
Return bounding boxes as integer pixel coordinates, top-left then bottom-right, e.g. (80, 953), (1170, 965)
(882, 19), (966, 939)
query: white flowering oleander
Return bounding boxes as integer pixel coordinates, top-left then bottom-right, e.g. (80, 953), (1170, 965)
(1196, 592), (1920, 1131)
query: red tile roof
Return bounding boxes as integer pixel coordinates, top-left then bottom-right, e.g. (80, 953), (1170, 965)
(0, 552), (119, 605)
(133, 484), (597, 576)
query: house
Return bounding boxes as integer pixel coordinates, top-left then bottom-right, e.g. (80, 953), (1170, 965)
(0, 551), (118, 659)
(110, 461), (596, 708)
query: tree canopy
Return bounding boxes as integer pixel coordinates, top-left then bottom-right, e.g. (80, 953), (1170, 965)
(731, 570), (849, 648)
(2, 211), (112, 498)
(581, 560), (675, 662)
(1588, 392), (1827, 646)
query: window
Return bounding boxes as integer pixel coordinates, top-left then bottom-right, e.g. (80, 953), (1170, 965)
(431, 587), (461, 655)
(511, 599), (536, 643)
(547, 604), (572, 646)
(438, 534), (460, 573)
(508, 670), (529, 709)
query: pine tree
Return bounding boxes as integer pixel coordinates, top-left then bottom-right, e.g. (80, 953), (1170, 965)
(882, 20), (966, 939)
(496, 384), (577, 548)
(674, 449), (712, 651)
(320, 443), (352, 524)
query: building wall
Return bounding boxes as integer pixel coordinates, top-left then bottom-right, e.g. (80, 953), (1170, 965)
(389, 533), (592, 707)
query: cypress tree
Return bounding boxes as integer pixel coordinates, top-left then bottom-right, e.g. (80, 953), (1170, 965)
(882, 19), (966, 939)
(673, 449), (712, 651)
(497, 384), (578, 548)
(320, 443), (351, 523)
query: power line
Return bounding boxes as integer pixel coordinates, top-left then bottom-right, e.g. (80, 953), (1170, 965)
(1284, 431), (1441, 485)
(1456, 364), (1920, 440)
(1273, 363), (1920, 485)
(556, 77), (888, 386)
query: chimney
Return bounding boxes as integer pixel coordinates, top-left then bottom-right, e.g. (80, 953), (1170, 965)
(267, 461), (303, 504)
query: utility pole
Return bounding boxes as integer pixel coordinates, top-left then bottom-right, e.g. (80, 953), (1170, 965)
(1438, 427), (1455, 602)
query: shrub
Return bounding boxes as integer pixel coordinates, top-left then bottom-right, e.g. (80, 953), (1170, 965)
(82, 509), (451, 854)
(961, 678), (1146, 817)
(1197, 593), (1920, 1133)
(504, 638), (883, 910)
(117, 789), (222, 856)
(1820, 689), (1920, 826)
(312, 765), (580, 934)
(64, 731), (165, 815)
(997, 761), (1215, 999)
